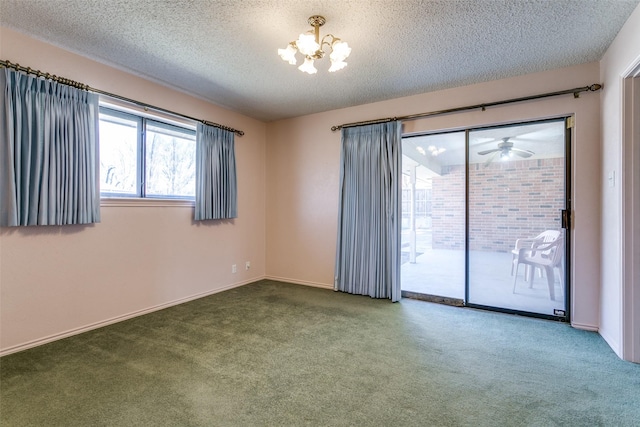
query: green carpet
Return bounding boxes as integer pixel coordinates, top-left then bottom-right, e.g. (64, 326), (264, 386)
(1, 280), (638, 426)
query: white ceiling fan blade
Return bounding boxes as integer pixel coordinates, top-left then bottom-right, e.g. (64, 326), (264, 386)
(471, 138), (501, 148)
(478, 148), (500, 155)
(512, 148), (534, 158)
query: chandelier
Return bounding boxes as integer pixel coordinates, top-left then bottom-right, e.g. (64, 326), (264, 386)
(278, 15), (351, 74)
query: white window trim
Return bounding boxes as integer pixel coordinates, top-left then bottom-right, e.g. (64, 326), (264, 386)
(100, 197), (195, 208)
(99, 97), (197, 131)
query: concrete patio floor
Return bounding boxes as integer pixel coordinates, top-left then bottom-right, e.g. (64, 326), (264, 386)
(401, 247), (566, 316)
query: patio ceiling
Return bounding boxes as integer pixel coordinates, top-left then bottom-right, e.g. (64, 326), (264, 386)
(403, 120), (566, 181)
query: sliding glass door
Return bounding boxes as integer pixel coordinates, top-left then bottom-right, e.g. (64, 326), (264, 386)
(401, 118), (569, 319)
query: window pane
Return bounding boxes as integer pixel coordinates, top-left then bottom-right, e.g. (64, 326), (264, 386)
(99, 112), (139, 196)
(145, 121), (196, 198)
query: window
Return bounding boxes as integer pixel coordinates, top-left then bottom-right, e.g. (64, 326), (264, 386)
(98, 107), (196, 199)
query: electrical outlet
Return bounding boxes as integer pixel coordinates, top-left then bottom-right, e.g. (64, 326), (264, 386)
(245, 261), (250, 270)
(232, 264), (237, 274)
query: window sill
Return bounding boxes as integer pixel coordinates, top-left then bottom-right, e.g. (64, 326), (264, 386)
(100, 197), (195, 208)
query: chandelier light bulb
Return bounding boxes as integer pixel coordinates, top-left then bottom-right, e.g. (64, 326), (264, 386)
(330, 41), (351, 62)
(328, 59), (347, 72)
(278, 15), (350, 74)
(296, 33), (320, 57)
(278, 43), (298, 65)
(298, 57), (317, 74)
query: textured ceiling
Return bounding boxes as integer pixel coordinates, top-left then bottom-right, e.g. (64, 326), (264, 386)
(1, 0), (638, 122)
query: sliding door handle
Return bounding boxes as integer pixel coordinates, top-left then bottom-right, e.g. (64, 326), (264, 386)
(561, 210), (570, 229)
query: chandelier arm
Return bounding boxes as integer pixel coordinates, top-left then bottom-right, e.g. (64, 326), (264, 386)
(320, 34), (338, 51)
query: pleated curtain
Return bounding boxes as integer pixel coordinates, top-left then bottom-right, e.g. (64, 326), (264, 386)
(0, 68), (100, 226)
(194, 123), (237, 220)
(334, 121), (402, 302)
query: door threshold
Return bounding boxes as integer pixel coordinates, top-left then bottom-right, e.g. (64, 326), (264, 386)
(401, 290), (464, 307)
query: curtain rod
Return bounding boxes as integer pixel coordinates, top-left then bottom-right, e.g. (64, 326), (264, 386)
(331, 83), (603, 131)
(0, 59), (245, 136)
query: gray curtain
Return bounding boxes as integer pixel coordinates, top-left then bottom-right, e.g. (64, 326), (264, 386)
(334, 121), (402, 302)
(195, 123), (237, 220)
(0, 68), (100, 227)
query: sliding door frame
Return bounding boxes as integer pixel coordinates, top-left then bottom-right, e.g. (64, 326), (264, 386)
(463, 117), (571, 322)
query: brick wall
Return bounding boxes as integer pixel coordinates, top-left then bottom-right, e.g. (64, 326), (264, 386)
(431, 165), (465, 250)
(431, 157), (564, 252)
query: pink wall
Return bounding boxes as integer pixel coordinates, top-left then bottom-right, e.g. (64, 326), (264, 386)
(266, 62), (602, 330)
(0, 28), (267, 355)
(599, 4), (640, 362)
(265, 114), (340, 288)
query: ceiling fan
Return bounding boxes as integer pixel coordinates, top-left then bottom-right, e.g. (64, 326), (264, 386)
(478, 137), (534, 164)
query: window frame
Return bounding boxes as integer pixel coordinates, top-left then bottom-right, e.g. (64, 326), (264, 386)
(98, 105), (197, 201)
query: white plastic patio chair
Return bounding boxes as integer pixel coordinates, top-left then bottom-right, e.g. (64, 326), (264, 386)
(510, 230), (561, 278)
(512, 235), (564, 300)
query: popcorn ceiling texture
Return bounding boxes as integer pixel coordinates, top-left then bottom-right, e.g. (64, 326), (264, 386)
(1, 0), (638, 121)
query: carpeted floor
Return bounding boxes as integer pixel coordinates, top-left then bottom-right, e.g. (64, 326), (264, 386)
(1, 280), (639, 426)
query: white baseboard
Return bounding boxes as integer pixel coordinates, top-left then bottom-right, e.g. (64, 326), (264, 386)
(0, 278), (260, 357)
(571, 322), (599, 332)
(264, 275), (333, 290)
